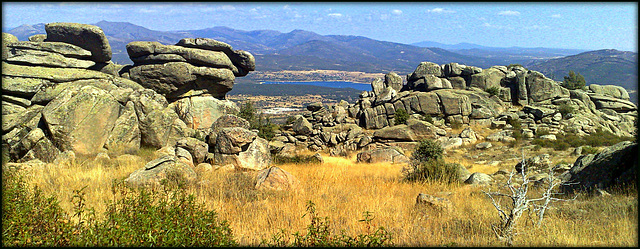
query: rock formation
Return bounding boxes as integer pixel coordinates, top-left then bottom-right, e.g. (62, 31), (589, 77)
(2, 23), (260, 173)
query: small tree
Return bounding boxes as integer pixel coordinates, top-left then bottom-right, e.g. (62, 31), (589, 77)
(562, 70), (586, 90)
(394, 108), (409, 125)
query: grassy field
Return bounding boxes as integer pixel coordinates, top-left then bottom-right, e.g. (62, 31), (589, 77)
(7, 147), (637, 247)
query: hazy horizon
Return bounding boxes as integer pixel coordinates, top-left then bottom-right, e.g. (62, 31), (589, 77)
(2, 2), (637, 52)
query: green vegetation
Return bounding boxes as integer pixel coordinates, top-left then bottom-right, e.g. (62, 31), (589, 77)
(273, 154), (322, 165)
(2, 170), (236, 247)
(450, 119), (463, 129)
(404, 139), (462, 183)
(238, 101), (280, 141)
(485, 86), (500, 97)
(562, 70), (586, 90)
(262, 201), (393, 247)
(531, 128), (635, 151)
(558, 104), (575, 119)
(393, 108), (409, 125)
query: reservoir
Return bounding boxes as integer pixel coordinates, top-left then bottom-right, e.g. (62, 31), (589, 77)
(261, 81), (371, 92)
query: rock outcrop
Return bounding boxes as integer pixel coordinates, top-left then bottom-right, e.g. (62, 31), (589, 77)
(2, 23), (255, 170)
(561, 141), (637, 194)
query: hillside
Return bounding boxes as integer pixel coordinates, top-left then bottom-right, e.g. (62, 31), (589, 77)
(527, 49), (638, 102)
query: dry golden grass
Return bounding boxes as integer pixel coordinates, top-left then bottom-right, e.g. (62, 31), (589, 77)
(22, 150), (637, 247)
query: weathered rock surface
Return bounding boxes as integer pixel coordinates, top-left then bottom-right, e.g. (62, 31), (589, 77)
(561, 141), (637, 194)
(45, 22), (112, 62)
(124, 155), (197, 187)
(255, 166), (301, 191)
(356, 147), (409, 164)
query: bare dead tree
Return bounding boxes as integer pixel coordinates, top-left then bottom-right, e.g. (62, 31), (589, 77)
(482, 150), (573, 245)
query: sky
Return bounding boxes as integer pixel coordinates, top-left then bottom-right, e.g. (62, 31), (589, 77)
(2, 2), (637, 52)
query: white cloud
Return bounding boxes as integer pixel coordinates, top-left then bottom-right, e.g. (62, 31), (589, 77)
(551, 14), (562, 18)
(392, 9), (402, 15)
(328, 13), (342, 18)
(427, 8), (455, 14)
(498, 10), (520, 16)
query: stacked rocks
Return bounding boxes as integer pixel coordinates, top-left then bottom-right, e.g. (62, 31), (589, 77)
(348, 61), (636, 139)
(2, 23), (146, 162)
(125, 38), (255, 130)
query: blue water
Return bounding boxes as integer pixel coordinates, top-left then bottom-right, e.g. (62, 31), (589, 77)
(261, 81), (371, 92)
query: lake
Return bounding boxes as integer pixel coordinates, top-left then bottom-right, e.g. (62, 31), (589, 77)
(261, 81), (371, 92)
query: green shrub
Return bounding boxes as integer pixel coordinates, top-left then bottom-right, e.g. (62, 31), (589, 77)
(450, 119), (463, 129)
(421, 114), (433, 124)
(558, 104), (575, 119)
(394, 108), (409, 125)
(404, 159), (463, 183)
(285, 115), (297, 125)
(86, 181), (237, 247)
(2, 169), (76, 247)
(2, 171), (237, 247)
(273, 154), (322, 165)
(581, 146), (599, 155)
(485, 87), (500, 97)
(562, 70), (586, 90)
(238, 101), (280, 141)
(262, 201), (393, 247)
(411, 139), (444, 163)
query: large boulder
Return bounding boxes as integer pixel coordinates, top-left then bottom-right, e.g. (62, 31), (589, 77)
(561, 141), (637, 194)
(292, 115), (313, 135)
(176, 38), (255, 76)
(384, 72), (403, 92)
(588, 84), (630, 100)
(215, 137), (271, 171)
(124, 155), (198, 188)
(356, 147), (409, 164)
(255, 166), (301, 191)
(5, 41), (95, 68)
(173, 95), (239, 130)
(468, 67), (505, 90)
(214, 127), (257, 154)
(175, 137), (209, 165)
(526, 71), (565, 102)
(138, 106), (194, 148)
(104, 101), (141, 155)
(409, 61), (443, 80)
(373, 124), (417, 141)
(44, 22), (112, 62)
(128, 61), (235, 100)
(435, 90), (472, 116)
(2, 32), (19, 60)
(41, 85), (121, 155)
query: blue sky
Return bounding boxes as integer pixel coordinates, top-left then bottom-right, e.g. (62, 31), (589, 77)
(2, 2), (637, 51)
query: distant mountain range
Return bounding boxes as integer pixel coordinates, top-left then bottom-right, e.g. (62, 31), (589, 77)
(6, 21), (637, 99)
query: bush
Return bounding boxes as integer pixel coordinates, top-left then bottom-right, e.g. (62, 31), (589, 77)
(450, 119), (463, 129)
(262, 201), (393, 247)
(411, 139), (443, 163)
(238, 101), (280, 141)
(273, 154), (322, 165)
(86, 181), (237, 247)
(421, 114), (433, 124)
(2, 169), (75, 246)
(394, 108), (409, 125)
(485, 87), (500, 97)
(2, 171), (237, 247)
(404, 159), (463, 183)
(562, 70), (586, 90)
(558, 104), (575, 119)
(581, 146), (599, 155)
